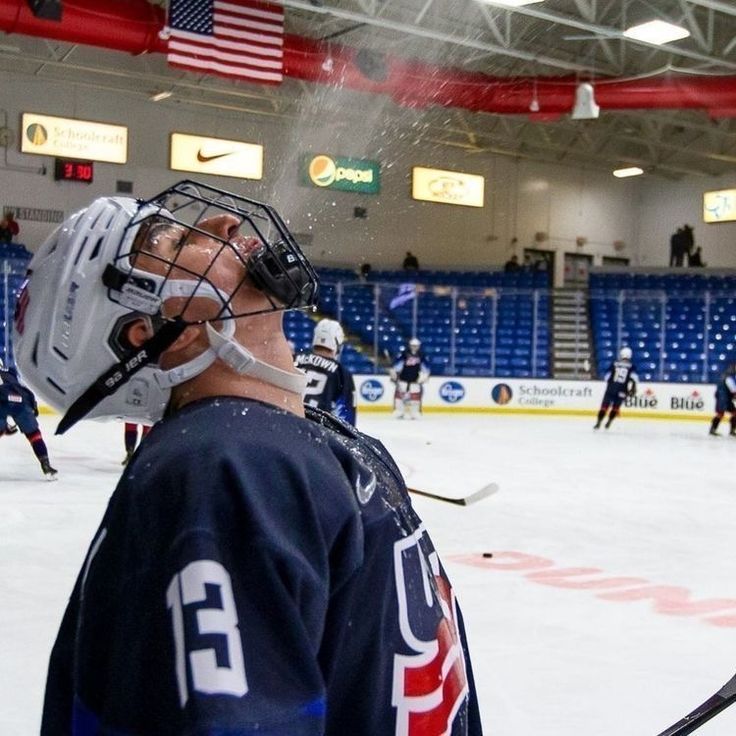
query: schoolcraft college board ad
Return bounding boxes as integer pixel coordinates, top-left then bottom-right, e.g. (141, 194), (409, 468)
(356, 376), (711, 419)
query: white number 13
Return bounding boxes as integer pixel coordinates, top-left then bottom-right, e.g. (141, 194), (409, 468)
(166, 560), (248, 707)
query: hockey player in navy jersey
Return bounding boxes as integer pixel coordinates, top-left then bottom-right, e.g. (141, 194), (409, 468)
(709, 362), (736, 436)
(390, 337), (431, 419)
(594, 346), (639, 429)
(14, 180), (483, 736)
(295, 318), (356, 425)
(0, 357), (57, 478)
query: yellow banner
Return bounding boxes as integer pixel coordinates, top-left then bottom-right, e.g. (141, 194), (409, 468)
(411, 166), (484, 207)
(703, 188), (736, 223)
(21, 113), (127, 163)
(170, 133), (263, 180)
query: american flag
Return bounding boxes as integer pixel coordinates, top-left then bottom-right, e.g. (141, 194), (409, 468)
(167, 0), (284, 84)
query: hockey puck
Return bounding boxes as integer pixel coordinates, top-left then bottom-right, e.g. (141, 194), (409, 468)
(482, 552), (493, 558)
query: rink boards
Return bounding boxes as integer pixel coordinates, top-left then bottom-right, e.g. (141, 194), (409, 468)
(355, 376), (715, 420)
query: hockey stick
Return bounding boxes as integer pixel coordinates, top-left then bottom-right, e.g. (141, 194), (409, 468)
(408, 483), (499, 506)
(656, 672), (736, 736)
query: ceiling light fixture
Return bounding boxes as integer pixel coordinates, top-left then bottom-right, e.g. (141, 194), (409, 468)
(613, 167), (644, 178)
(529, 79), (540, 112)
(571, 82), (599, 120)
(475, 0), (545, 7)
(150, 90), (173, 102)
(623, 20), (690, 45)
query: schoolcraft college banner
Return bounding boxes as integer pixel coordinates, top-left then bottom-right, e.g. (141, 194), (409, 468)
(356, 376), (713, 420)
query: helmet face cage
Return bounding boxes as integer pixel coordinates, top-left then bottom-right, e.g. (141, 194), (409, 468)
(110, 180), (319, 325)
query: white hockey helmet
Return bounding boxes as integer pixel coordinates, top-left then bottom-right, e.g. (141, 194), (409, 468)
(13, 180), (319, 431)
(409, 337), (421, 352)
(619, 346), (633, 361)
(312, 319), (345, 354)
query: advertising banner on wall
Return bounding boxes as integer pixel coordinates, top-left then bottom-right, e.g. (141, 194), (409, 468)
(300, 154), (380, 194)
(170, 133), (263, 179)
(703, 188), (736, 223)
(356, 376), (712, 420)
(411, 166), (484, 207)
(21, 113), (128, 164)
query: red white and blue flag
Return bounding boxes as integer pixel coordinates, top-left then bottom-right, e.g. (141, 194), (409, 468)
(167, 0), (284, 84)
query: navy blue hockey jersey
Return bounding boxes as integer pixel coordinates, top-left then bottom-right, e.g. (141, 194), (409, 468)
(393, 350), (430, 385)
(41, 397), (482, 736)
(0, 365), (38, 412)
(295, 351), (356, 425)
(603, 359), (638, 399)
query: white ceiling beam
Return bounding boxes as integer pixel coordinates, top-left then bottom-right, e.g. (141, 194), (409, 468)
(678, 0), (710, 52)
(477, 3), (511, 49)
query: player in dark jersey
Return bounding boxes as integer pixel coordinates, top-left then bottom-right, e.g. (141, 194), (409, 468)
(390, 337), (431, 419)
(122, 422), (151, 465)
(14, 181), (483, 736)
(709, 362), (736, 436)
(295, 318), (356, 425)
(0, 357), (57, 478)
(594, 346), (638, 430)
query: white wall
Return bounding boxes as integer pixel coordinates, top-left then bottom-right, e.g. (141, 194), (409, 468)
(1, 71), (732, 279)
(635, 175), (736, 268)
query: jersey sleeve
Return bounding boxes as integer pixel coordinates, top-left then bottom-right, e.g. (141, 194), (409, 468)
(333, 367), (357, 426)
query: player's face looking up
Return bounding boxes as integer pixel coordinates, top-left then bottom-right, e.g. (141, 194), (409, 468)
(130, 213), (269, 326)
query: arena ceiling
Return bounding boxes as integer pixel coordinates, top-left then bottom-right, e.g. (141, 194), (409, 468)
(2, 0), (736, 178)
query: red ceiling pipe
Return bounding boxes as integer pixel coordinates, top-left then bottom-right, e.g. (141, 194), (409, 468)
(3, 0), (736, 115)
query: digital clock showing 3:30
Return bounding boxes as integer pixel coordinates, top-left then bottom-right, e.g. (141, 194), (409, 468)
(54, 158), (94, 183)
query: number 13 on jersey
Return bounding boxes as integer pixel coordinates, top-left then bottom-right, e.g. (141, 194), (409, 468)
(166, 559), (248, 707)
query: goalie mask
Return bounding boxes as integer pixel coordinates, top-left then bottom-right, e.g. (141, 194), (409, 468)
(13, 180), (318, 432)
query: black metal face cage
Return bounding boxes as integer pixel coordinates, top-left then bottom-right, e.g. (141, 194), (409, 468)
(106, 180), (319, 324)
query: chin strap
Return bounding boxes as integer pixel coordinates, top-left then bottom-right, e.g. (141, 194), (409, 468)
(154, 319), (307, 396)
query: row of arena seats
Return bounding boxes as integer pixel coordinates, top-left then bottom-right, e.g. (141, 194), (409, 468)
(318, 266), (551, 289)
(590, 271), (736, 382)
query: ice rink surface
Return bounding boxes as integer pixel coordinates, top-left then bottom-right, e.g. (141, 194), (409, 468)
(1, 410), (735, 735)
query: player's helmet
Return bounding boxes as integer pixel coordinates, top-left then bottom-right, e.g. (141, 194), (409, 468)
(409, 337), (421, 353)
(13, 180), (319, 430)
(619, 346), (633, 361)
(312, 319), (344, 354)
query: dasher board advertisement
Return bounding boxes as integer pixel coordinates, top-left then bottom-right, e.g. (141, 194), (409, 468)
(411, 166), (485, 207)
(170, 133), (263, 180)
(703, 188), (736, 223)
(21, 113), (128, 164)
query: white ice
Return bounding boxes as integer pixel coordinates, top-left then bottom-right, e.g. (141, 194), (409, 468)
(1, 412), (735, 735)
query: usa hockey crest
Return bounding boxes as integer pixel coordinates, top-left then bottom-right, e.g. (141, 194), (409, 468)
(391, 527), (469, 735)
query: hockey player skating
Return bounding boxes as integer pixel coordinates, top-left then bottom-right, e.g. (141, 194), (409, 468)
(594, 346), (638, 430)
(390, 337), (430, 419)
(15, 181), (483, 735)
(294, 318), (357, 425)
(0, 357), (57, 478)
(709, 362), (736, 436)
(122, 422), (151, 465)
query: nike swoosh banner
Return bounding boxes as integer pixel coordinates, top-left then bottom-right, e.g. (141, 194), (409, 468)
(170, 133), (264, 179)
(167, 0), (284, 85)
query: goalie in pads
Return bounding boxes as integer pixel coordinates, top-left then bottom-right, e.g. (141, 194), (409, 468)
(390, 337), (430, 419)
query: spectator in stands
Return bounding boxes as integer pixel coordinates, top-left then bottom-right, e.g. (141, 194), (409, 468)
(402, 250), (419, 271)
(688, 246), (706, 267)
(504, 255), (520, 273)
(682, 224), (695, 264)
(5, 211), (19, 238)
(357, 262), (372, 281)
(0, 216), (13, 244)
(522, 253), (534, 271)
(670, 227), (685, 266)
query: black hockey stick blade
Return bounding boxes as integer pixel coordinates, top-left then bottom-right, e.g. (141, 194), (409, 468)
(408, 483), (499, 506)
(656, 673), (736, 736)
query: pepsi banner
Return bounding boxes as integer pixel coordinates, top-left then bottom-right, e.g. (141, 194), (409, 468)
(300, 154), (380, 194)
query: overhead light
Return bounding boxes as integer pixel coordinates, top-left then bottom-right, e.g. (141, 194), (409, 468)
(321, 56), (334, 73)
(571, 82), (599, 120)
(150, 90), (173, 102)
(613, 167), (644, 178)
(475, 0), (545, 6)
(623, 20), (690, 45)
